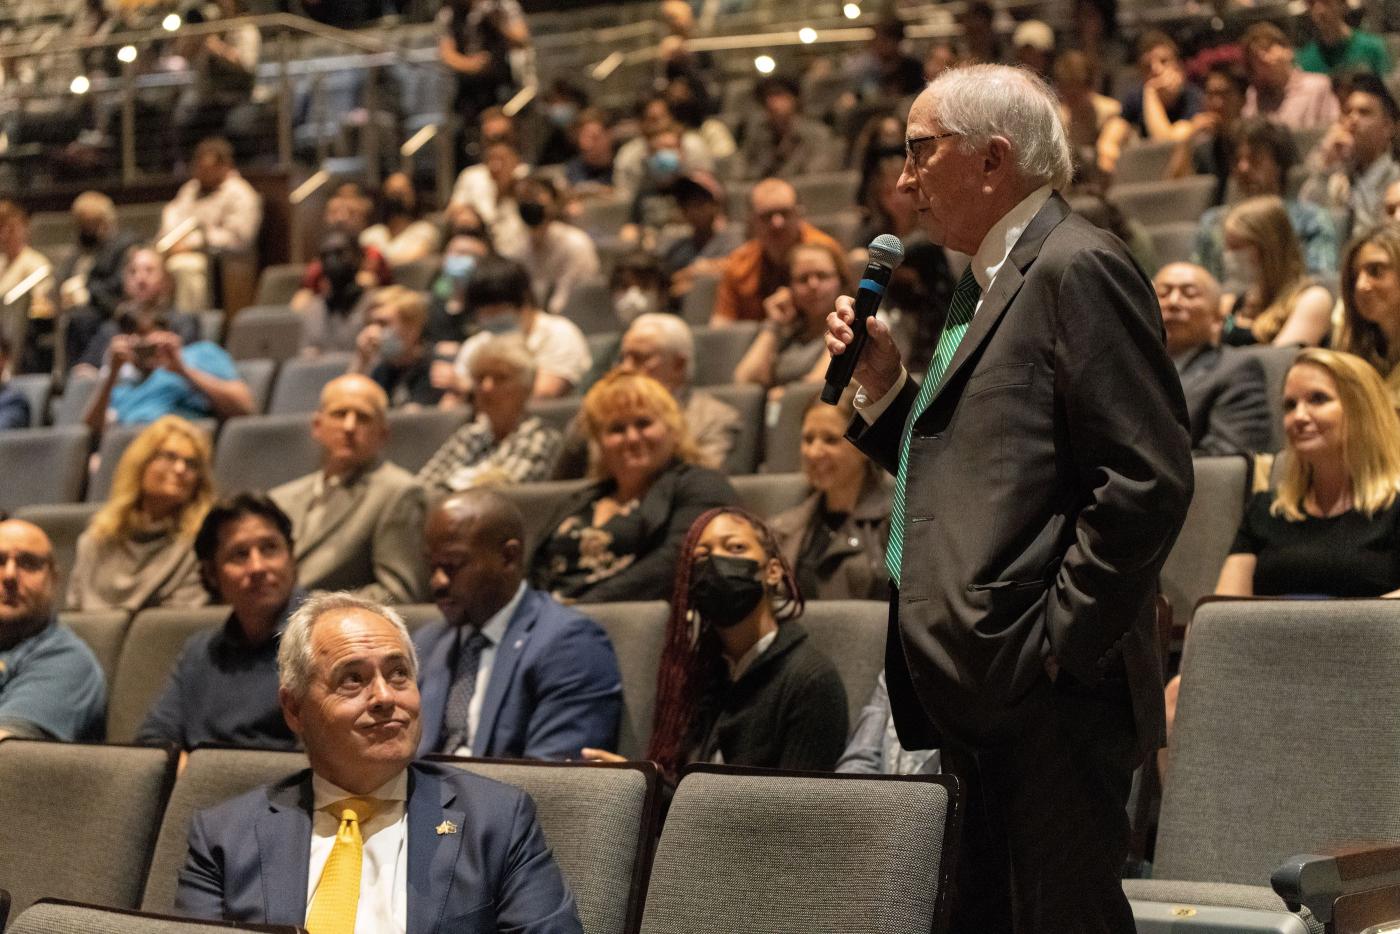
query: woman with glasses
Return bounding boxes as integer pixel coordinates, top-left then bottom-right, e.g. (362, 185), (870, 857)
(734, 241), (852, 393)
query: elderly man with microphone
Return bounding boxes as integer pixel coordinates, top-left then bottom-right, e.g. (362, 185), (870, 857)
(824, 64), (1193, 933)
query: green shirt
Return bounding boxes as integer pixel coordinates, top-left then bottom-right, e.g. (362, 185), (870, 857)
(1296, 30), (1391, 77)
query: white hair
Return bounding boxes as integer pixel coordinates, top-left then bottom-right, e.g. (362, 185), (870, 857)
(468, 332), (537, 389)
(627, 312), (695, 381)
(278, 591), (417, 698)
(925, 64), (1074, 192)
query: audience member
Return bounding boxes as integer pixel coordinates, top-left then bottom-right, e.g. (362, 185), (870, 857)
(1385, 177), (1400, 220)
(1069, 0), (1126, 95)
(296, 229), (377, 356)
(530, 371), (738, 603)
(1010, 20), (1055, 79)
(664, 72), (737, 166)
(711, 178), (842, 325)
(425, 227), (494, 348)
(1217, 348), (1400, 597)
(534, 78), (590, 166)
(1300, 73), (1400, 242)
(770, 392), (890, 600)
(56, 192), (138, 364)
(437, 0), (530, 137)
(734, 241), (847, 392)
(68, 415), (213, 611)
(583, 507), (847, 778)
(613, 96), (715, 205)
(448, 255), (591, 400)
(1241, 22), (1340, 131)
(1296, 0), (1391, 78)
(657, 0), (714, 91)
(1193, 118), (1339, 281)
(1154, 262), (1273, 455)
(1166, 64), (1247, 205)
(360, 172), (441, 267)
(1219, 195), (1335, 346)
(414, 490), (622, 758)
(351, 286), (442, 408)
(0, 337), (30, 430)
(291, 192), (392, 314)
(837, 672), (940, 775)
(860, 18), (929, 101)
(75, 245), (200, 370)
(136, 493), (303, 752)
(419, 333), (562, 492)
(1106, 31), (1203, 163)
(621, 122), (704, 241)
(737, 76), (838, 180)
(563, 108), (616, 193)
(854, 151), (921, 250)
(451, 135), (530, 257)
(660, 170), (743, 303)
(270, 375), (428, 603)
(157, 137), (262, 311)
(0, 519), (105, 741)
(172, 0), (260, 156)
(1336, 223), (1400, 404)
(1054, 50), (1123, 174)
(955, 1), (1001, 65)
(607, 251), (670, 330)
(174, 591), (582, 932)
(0, 201), (54, 372)
(507, 175), (600, 315)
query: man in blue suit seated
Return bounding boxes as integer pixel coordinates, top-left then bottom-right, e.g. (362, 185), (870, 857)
(174, 590), (583, 934)
(415, 489), (622, 760)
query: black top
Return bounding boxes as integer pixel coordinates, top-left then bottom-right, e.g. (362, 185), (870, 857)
(690, 620), (849, 771)
(134, 592), (305, 751)
(371, 355), (444, 408)
(1231, 491), (1400, 597)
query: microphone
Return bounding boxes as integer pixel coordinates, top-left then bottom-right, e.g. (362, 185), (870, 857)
(821, 234), (905, 405)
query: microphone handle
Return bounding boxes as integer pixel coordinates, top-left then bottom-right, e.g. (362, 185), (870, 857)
(821, 285), (882, 405)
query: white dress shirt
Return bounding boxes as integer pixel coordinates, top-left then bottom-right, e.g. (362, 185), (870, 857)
(856, 185), (1053, 423)
(449, 581), (526, 756)
(307, 770), (410, 934)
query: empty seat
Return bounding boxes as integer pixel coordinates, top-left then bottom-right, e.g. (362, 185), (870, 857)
(704, 383), (764, 474)
(11, 899), (303, 934)
(49, 372), (98, 426)
(6, 373), (51, 427)
(680, 272), (720, 326)
(1113, 176), (1217, 226)
(224, 307), (305, 362)
(791, 170), (861, 216)
(500, 479), (589, 555)
(266, 352), (354, 415)
(580, 198), (632, 237)
(14, 503), (99, 580)
(213, 415), (321, 493)
(385, 407), (469, 473)
(798, 600), (887, 727)
(1160, 456), (1250, 633)
(576, 601), (670, 759)
(561, 277), (622, 336)
(691, 323), (759, 387)
(1146, 221), (1199, 268)
(0, 741), (176, 918)
(731, 472), (809, 520)
(640, 766), (958, 934)
(59, 609), (131, 690)
(235, 358), (277, 414)
(393, 257), (438, 291)
(763, 381), (822, 473)
(1115, 140), (1179, 185)
(88, 419), (216, 503)
(0, 426), (89, 512)
(254, 262), (308, 307)
(107, 607), (227, 742)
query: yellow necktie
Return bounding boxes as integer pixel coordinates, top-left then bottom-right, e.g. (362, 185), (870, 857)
(305, 796), (380, 934)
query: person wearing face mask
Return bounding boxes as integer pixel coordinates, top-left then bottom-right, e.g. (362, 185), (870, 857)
(580, 506), (847, 780)
(57, 191), (139, 368)
(734, 242), (851, 394)
(426, 230), (492, 348)
(360, 172), (442, 267)
(504, 175), (599, 316)
(612, 96), (715, 206)
(297, 229), (377, 356)
(564, 108), (617, 195)
(534, 79), (590, 167)
(619, 125), (693, 248)
(1218, 195), (1334, 347)
(351, 286), (442, 408)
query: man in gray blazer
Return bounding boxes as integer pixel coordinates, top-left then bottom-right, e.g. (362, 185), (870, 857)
(270, 374), (427, 603)
(826, 65), (1193, 932)
(1156, 262), (1274, 456)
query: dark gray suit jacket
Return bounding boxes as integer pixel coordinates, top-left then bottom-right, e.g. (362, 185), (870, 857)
(849, 193), (1193, 759)
(1178, 344), (1273, 456)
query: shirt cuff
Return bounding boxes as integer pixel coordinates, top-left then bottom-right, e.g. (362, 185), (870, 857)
(854, 368), (908, 424)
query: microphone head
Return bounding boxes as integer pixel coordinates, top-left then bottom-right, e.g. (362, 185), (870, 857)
(867, 234), (905, 270)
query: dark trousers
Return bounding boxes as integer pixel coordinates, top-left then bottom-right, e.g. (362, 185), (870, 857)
(888, 596), (1141, 934)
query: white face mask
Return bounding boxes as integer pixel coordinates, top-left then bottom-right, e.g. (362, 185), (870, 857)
(614, 286), (656, 323)
(1222, 247), (1258, 290)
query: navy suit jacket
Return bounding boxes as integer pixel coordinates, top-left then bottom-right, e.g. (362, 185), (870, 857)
(413, 588), (622, 760)
(175, 761), (582, 934)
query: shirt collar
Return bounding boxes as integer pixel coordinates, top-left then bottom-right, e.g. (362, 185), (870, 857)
(473, 580), (527, 647)
(970, 185), (1053, 294)
(312, 768), (409, 810)
(725, 628), (778, 681)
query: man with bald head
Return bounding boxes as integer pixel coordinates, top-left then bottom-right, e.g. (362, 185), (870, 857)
(270, 374), (428, 603)
(711, 177), (842, 325)
(0, 520), (105, 741)
(1155, 262), (1273, 455)
(414, 489), (621, 760)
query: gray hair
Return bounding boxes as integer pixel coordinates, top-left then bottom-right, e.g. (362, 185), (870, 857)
(626, 312), (695, 381)
(926, 64), (1074, 192)
(467, 332), (537, 389)
(277, 591), (418, 697)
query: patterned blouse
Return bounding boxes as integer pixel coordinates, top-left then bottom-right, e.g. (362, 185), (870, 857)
(535, 495), (650, 601)
(417, 415), (563, 493)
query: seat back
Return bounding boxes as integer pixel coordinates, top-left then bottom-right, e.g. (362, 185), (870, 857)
(500, 479), (589, 555)
(640, 767), (957, 934)
(393, 258), (438, 292)
(809, 210), (862, 250)
(702, 383), (764, 474)
(791, 170), (861, 215)
(141, 748), (308, 914)
(575, 601), (670, 759)
(1112, 176), (1218, 226)
(1159, 456), (1251, 631)
(7, 374), (50, 427)
(797, 600), (887, 727)
(236, 359), (278, 414)
(730, 472), (810, 521)
(691, 324), (758, 387)
(1156, 600), (1400, 885)
(59, 610), (131, 692)
(13, 899), (304, 933)
(266, 353), (354, 415)
(0, 741), (175, 918)
(450, 759), (660, 934)
(225, 307), (306, 362)
(561, 277), (622, 336)
(0, 426), (89, 512)
(49, 373), (99, 426)
(213, 415), (321, 493)
(1242, 345), (1298, 452)
(88, 419), (216, 503)
(255, 263), (308, 307)
(1115, 141), (1179, 184)
(680, 272), (720, 327)
(525, 396), (583, 435)
(763, 381), (822, 473)
(14, 503), (99, 581)
(107, 608), (227, 743)
(1146, 221), (1200, 268)
(384, 408), (468, 474)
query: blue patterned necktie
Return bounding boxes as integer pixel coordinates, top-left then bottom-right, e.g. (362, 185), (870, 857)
(885, 267), (982, 585)
(440, 629), (490, 753)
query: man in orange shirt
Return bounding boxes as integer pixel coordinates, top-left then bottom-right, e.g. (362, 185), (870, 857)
(710, 178), (842, 325)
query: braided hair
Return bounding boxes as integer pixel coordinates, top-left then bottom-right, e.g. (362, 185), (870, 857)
(644, 506), (804, 779)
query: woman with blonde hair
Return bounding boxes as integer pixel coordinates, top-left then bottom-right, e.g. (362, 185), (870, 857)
(1336, 222), (1400, 405)
(1217, 348), (1400, 597)
(68, 415), (215, 611)
(1220, 195), (1334, 347)
(529, 371), (738, 603)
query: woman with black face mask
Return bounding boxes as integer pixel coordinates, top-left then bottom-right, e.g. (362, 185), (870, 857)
(582, 507), (849, 780)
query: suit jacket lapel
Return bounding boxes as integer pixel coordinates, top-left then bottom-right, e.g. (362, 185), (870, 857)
(416, 622), (456, 758)
(406, 764), (466, 934)
(924, 193), (1071, 413)
(297, 466), (372, 558)
(472, 591), (538, 756)
(255, 773), (313, 925)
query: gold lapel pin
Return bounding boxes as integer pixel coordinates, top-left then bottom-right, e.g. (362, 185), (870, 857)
(435, 820), (458, 836)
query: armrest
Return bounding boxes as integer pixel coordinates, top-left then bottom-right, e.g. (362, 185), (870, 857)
(1273, 845), (1400, 926)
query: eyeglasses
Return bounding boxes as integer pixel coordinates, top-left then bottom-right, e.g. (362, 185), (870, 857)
(151, 449), (202, 472)
(905, 131), (960, 160)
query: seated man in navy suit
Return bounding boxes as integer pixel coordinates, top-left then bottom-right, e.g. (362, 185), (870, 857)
(415, 489), (622, 759)
(174, 591), (582, 934)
